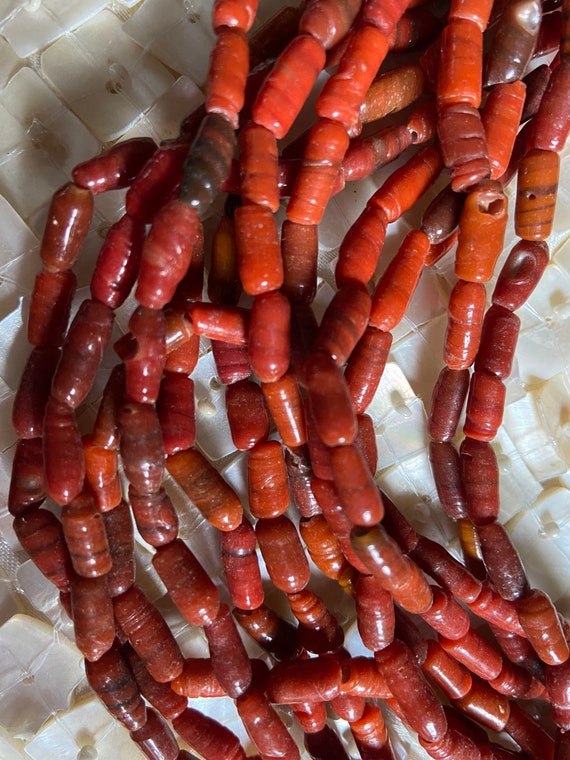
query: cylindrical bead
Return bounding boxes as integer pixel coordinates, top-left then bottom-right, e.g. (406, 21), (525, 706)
(85, 645), (147, 729)
(122, 306), (166, 405)
(428, 368), (469, 442)
(61, 493), (112, 578)
(129, 487), (179, 548)
(8, 437), (46, 516)
(515, 148), (559, 241)
(233, 604), (300, 661)
(444, 280), (486, 369)
(249, 290), (291, 382)
(355, 574), (396, 651)
(204, 603), (252, 698)
(313, 281), (371, 366)
(482, 81), (526, 180)
(303, 351), (357, 446)
(463, 370), (506, 442)
(206, 27), (249, 129)
(70, 573), (115, 661)
(13, 508), (72, 591)
(226, 379), (269, 451)
(281, 219), (318, 303)
(460, 437), (499, 525)
(83, 435), (121, 512)
(156, 372), (196, 456)
(492, 239), (549, 311)
(28, 268), (76, 348)
(119, 402), (164, 495)
(236, 687), (301, 759)
(39, 183), (94, 272)
(345, 327), (392, 415)
(255, 515), (310, 593)
(220, 517), (264, 610)
(330, 445), (384, 526)
(102, 501), (135, 597)
(419, 585), (471, 640)
(516, 589), (570, 666)
(73, 138), (156, 193)
(437, 18), (483, 108)
(484, 0), (542, 86)
(130, 708), (179, 760)
(248, 440), (290, 519)
(173, 707), (246, 760)
(267, 656), (342, 703)
(422, 640), (472, 700)
(234, 204), (283, 295)
(261, 372), (306, 447)
(531, 58), (570, 152)
(437, 103), (490, 192)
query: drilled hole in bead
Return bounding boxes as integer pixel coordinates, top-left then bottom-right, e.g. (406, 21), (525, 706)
(479, 198), (504, 216)
(209, 376), (222, 391)
(409, 129), (419, 144)
(197, 398), (217, 417)
(526, 192), (536, 201)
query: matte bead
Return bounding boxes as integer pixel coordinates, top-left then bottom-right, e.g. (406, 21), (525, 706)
(156, 373), (195, 456)
(248, 440), (290, 519)
(166, 447), (243, 531)
(61, 493), (112, 578)
(119, 402), (165, 495)
(206, 27), (249, 129)
(237, 687), (301, 759)
(153, 539), (220, 626)
(113, 585), (184, 683)
(361, 63), (426, 124)
(225, 380), (269, 451)
(482, 80), (526, 180)
(173, 707), (247, 760)
(336, 205), (387, 287)
(51, 299), (114, 409)
(345, 327), (392, 415)
(129, 487), (179, 548)
(437, 103), (490, 192)
(314, 282), (371, 366)
(343, 122), (413, 183)
(515, 148), (559, 241)
(204, 603), (252, 698)
(261, 372), (306, 447)
(516, 589), (570, 666)
(28, 268), (76, 348)
(235, 204), (283, 296)
(256, 515), (311, 593)
(220, 517), (264, 610)
(281, 219), (318, 303)
(211, 339), (251, 386)
(39, 183), (94, 272)
(330, 691), (366, 723)
(130, 708), (179, 760)
(70, 573), (115, 662)
(411, 536), (482, 603)
(304, 402), (334, 481)
(85, 645), (147, 729)
(477, 522), (528, 601)
(375, 639), (447, 742)
(73, 138), (156, 194)
(437, 18), (483, 109)
(340, 656), (392, 699)
(460, 437), (499, 525)
(267, 656), (342, 703)
(239, 123), (279, 211)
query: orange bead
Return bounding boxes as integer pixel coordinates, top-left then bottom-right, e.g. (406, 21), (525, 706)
(299, 515), (356, 587)
(369, 229), (430, 331)
(252, 34), (325, 139)
(314, 281), (371, 366)
(361, 63), (426, 124)
(70, 574), (115, 662)
(516, 589), (570, 666)
(467, 583), (526, 636)
(39, 183), (94, 272)
(437, 18), (483, 108)
(83, 435), (121, 512)
(481, 80), (526, 180)
(206, 27), (249, 129)
(439, 628), (504, 681)
(267, 656), (342, 703)
(220, 517), (264, 610)
(463, 370), (506, 442)
(166, 447), (243, 531)
(189, 302), (249, 345)
(247, 440), (290, 519)
(248, 290), (291, 382)
(280, 219), (318, 304)
(455, 179), (508, 282)
(28, 268), (76, 348)
(299, 0), (362, 49)
(303, 351), (357, 446)
(336, 205), (388, 287)
(330, 444), (384, 526)
(234, 204), (283, 295)
(444, 280), (486, 369)
(449, 0), (493, 29)
(349, 702), (389, 757)
(316, 24), (390, 136)
(239, 123), (279, 211)
(351, 524), (433, 614)
(255, 515), (310, 593)
(261, 372), (306, 447)
(419, 585), (471, 640)
(375, 639), (447, 742)
(368, 144), (443, 223)
(212, 0), (259, 31)
(515, 148), (560, 241)
(345, 326), (392, 415)
(422, 639), (473, 700)
(287, 118), (350, 225)
(61, 493), (112, 578)
(171, 658), (226, 698)
(355, 574), (396, 651)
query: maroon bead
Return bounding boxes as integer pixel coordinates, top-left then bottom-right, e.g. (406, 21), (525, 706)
(428, 367), (469, 442)
(475, 304), (520, 379)
(40, 183), (94, 272)
(102, 500), (135, 597)
(256, 515), (311, 593)
(460, 437), (499, 525)
(12, 347), (60, 440)
(8, 437), (46, 516)
(61, 492), (112, 578)
(28, 268), (76, 348)
(225, 379), (269, 450)
(13, 507), (73, 591)
(119, 402), (165, 495)
(156, 372), (196, 455)
(173, 707), (246, 760)
(220, 518), (264, 610)
(73, 137), (157, 193)
(71, 573), (115, 662)
(130, 708), (180, 760)
(43, 397), (85, 505)
(85, 644), (147, 729)
(203, 604), (252, 699)
(129, 487), (179, 547)
(121, 306), (166, 405)
(91, 214), (145, 309)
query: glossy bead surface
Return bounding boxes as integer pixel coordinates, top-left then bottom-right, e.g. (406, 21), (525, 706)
(13, 508), (72, 591)
(419, 585), (471, 640)
(237, 687), (301, 759)
(437, 19), (482, 108)
(444, 280), (486, 370)
(122, 306), (166, 405)
(166, 447), (242, 531)
(189, 303), (249, 345)
(516, 589), (570, 666)
(484, 0), (541, 86)
(345, 326), (392, 415)
(173, 707), (246, 760)
(13, 347), (60, 440)
(482, 80), (526, 180)
(119, 402), (165, 495)
(234, 603), (300, 661)
(288, 588), (344, 654)
(437, 103), (490, 192)
(531, 59), (570, 153)
(8, 437), (46, 516)
(314, 281), (371, 366)
(206, 27), (248, 129)
(83, 435), (121, 512)
(249, 290), (291, 382)
(204, 603), (252, 698)
(411, 536), (482, 603)
(281, 219), (318, 303)
(428, 367), (469, 443)
(102, 501), (135, 597)
(439, 628), (503, 681)
(62, 493), (112, 578)
(460, 437), (499, 525)
(355, 574), (396, 651)
(225, 379), (269, 451)
(255, 515), (310, 593)
(220, 517), (264, 610)
(85, 645), (147, 729)
(261, 372), (306, 447)
(28, 268), (76, 348)
(248, 440), (290, 519)
(156, 373), (195, 456)
(40, 183), (94, 272)
(73, 138), (156, 194)
(463, 370), (506, 442)
(43, 397), (85, 505)
(422, 640), (472, 699)
(70, 573), (115, 661)
(303, 351), (357, 446)
(336, 205), (387, 287)
(330, 445), (384, 527)
(492, 239), (549, 311)
(234, 204), (283, 296)
(129, 487), (178, 547)
(267, 656), (342, 703)
(130, 708), (179, 760)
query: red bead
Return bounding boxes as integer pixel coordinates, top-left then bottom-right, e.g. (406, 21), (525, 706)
(299, 0), (362, 49)
(12, 347), (60, 440)
(70, 573), (115, 662)
(516, 589), (570, 666)
(40, 183), (94, 272)
(73, 138), (157, 194)
(481, 81), (526, 180)
(239, 123), (279, 211)
(129, 488), (179, 548)
(204, 603), (252, 698)
(428, 367), (469, 442)
(28, 268), (76, 348)
(300, 515), (356, 589)
(444, 280), (486, 369)
(83, 434), (121, 512)
(173, 707), (246, 760)
(156, 373), (196, 456)
(119, 402), (165, 495)
(233, 604), (301, 661)
(280, 219), (318, 304)
(248, 290), (291, 382)
(336, 205), (387, 287)
(531, 58), (570, 152)
(437, 104), (490, 192)
(189, 302), (249, 345)
(411, 536), (482, 603)
(546, 657), (570, 730)
(515, 148), (559, 241)
(267, 656), (342, 703)
(452, 678), (510, 732)
(226, 379), (269, 450)
(460, 437), (499, 525)
(314, 281), (371, 366)
(235, 204), (283, 296)
(85, 645), (147, 729)
(355, 574), (396, 651)
(492, 239), (549, 312)
(345, 326), (392, 415)
(287, 588), (344, 654)
(303, 351), (357, 446)
(463, 370), (506, 442)
(212, 0), (259, 31)
(236, 687), (301, 759)
(43, 397), (85, 505)
(261, 372), (306, 447)
(130, 708), (179, 760)
(248, 440), (290, 519)
(13, 508), (72, 591)
(439, 628), (503, 681)
(419, 728), (481, 760)
(206, 27), (249, 129)
(437, 19), (483, 109)
(121, 307), (166, 404)
(102, 501), (135, 597)
(484, 0), (541, 86)
(125, 140), (188, 224)
(255, 515), (310, 593)
(422, 640), (472, 700)
(456, 180), (508, 282)
(93, 364), (124, 451)
(419, 585), (471, 640)
(330, 444), (384, 526)
(8, 437), (46, 516)
(220, 517), (264, 610)
(113, 585), (184, 683)
(61, 492), (112, 578)
(285, 446), (321, 518)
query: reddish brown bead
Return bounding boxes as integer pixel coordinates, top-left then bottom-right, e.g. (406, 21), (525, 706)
(28, 268), (76, 348)
(281, 219), (318, 304)
(476, 522), (528, 601)
(173, 707), (246, 760)
(460, 437), (499, 525)
(340, 656), (392, 699)
(444, 280), (486, 370)
(439, 628), (503, 681)
(422, 640), (472, 700)
(504, 701), (555, 760)
(239, 123), (279, 211)
(129, 487), (178, 548)
(411, 536), (482, 603)
(463, 370), (506, 442)
(475, 304), (520, 380)
(119, 402), (165, 495)
(421, 183), (465, 247)
(453, 678), (510, 732)
(8, 437), (46, 516)
(171, 658), (226, 699)
(102, 501), (135, 597)
(153, 539), (220, 626)
(330, 444), (384, 527)
(119, 307), (166, 405)
(492, 239), (549, 312)
(419, 585), (471, 640)
(130, 708), (179, 760)
(247, 440), (290, 519)
(85, 644), (147, 729)
(237, 687), (301, 759)
(13, 508), (73, 591)
(92, 365), (124, 451)
(40, 183), (94, 272)
(303, 351), (357, 446)
(428, 367), (470, 442)
(73, 138), (156, 193)
(226, 379), (269, 452)
(234, 204), (283, 296)
(419, 728), (481, 760)
(220, 517), (264, 610)
(204, 603), (252, 698)
(336, 205), (388, 287)
(490, 658), (547, 701)
(267, 656), (342, 703)
(125, 139), (188, 223)
(208, 213), (241, 305)
(166, 447), (242, 531)
(211, 339), (251, 384)
(345, 326), (392, 415)
(70, 573), (115, 662)
(189, 303), (249, 345)
(288, 588), (344, 654)
(156, 373), (195, 456)
(299, 0), (362, 49)
(51, 299), (114, 409)
(256, 515), (311, 593)
(375, 639), (447, 742)
(546, 657), (570, 730)
(515, 148), (560, 242)
(468, 583), (526, 636)
(261, 372), (306, 447)
(516, 589), (570, 666)
(304, 402), (334, 481)
(437, 103), (490, 192)
(13, 347), (60, 440)
(39, 398), (84, 502)
(61, 493), (112, 578)
(113, 585), (184, 683)
(351, 524), (433, 614)
(83, 435), (121, 512)
(484, 0), (541, 86)
(234, 603), (300, 661)
(531, 58), (570, 153)
(314, 281), (371, 366)
(304, 724), (352, 757)
(300, 515), (355, 589)
(355, 574), (396, 651)
(285, 446), (320, 518)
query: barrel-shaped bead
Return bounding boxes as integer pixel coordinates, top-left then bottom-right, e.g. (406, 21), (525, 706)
(204, 603), (252, 698)
(119, 402), (165, 495)
(303, 351), (357, 446)
(40, 183), (94, 272)
(70, 573), (115, 662)
(28, 268), (76, 348)
(85, 645), (147, 729)
(61, 493), (112, 578)
(444, 280), (486, 369)
(206, 27), (249, 129)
